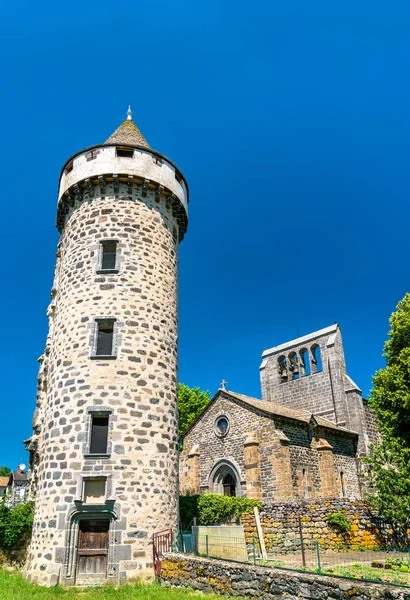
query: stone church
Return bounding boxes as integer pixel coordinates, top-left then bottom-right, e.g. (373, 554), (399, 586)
(179, 324), (379, 502)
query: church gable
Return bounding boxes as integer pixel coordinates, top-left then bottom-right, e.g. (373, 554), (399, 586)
(180, 389), (361, 502)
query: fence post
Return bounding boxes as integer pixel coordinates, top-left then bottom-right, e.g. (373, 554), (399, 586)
(316, 541), (321, 574)
(193, 517), (198, 555)
(252, 536), (257, 565)
(206, 535), (209, 558)
(298, 515), (306, 567)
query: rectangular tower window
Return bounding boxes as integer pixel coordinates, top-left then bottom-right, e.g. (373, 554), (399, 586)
(90, 416), (109, 454)
(96, 320), (115, 356)
(116, 147), (134, 158)
(83, 479), (106, 504)
(101, 241), (117, 271)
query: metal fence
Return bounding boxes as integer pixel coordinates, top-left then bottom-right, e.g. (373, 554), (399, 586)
(176, 529), (410, 587)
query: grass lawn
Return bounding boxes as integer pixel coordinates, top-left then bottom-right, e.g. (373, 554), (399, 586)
(326, 563), (410, 586)
(0, 569), (218, 600)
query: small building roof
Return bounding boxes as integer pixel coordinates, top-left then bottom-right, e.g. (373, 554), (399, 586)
(0, 476), (10, 487)
(183, 388), (358, 438)
(12, 470), (29, 482)
(105, 116), (151, 150)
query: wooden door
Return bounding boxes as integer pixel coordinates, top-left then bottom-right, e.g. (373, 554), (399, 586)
(76, 520), (109, 585)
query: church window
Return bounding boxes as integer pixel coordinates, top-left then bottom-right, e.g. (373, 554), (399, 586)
(64, 161), (73, 175)
(299, 348), (310, 376)
(310, 344), (323, 373)
(83, 478), (106, 504)
(94, 319), (116, 357)
(302, 468), (309, 498)
(116, 147), (134, 158)
(278, 356), (288, 382)
(222, 473), (236, 496)
(215, 416), (229, 437)
(100, 241), (118, 271)
(90, 416), (109, 454)
(340, 471), (346, 497)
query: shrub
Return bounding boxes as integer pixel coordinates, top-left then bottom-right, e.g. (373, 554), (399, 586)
(0, 498), (34, 551)
(179, 495), (200, 530)
(179, 494), (261, 528)
(327, 510), (352, 532)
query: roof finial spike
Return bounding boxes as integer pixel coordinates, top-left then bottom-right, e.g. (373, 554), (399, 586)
(126, 105), (132, 121)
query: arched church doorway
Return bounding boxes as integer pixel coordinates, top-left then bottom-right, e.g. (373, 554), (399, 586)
(209, 462), (240, 496)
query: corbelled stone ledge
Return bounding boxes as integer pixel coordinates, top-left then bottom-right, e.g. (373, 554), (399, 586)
(160, 553), (410, 600)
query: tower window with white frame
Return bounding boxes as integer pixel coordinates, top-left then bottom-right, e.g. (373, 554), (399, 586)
(97, 240), (118, 273)
(90, 415), (109, 454)
(83, 478), (106, 504)
(91, 319), (117, 359)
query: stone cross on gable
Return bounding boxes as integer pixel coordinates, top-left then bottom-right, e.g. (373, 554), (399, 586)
(220, 379), (228, 390)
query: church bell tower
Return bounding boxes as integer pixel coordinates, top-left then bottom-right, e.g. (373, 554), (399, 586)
(25, 108), (188, 586)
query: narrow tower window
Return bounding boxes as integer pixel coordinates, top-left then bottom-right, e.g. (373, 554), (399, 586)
(116, 147), (134, 158)
(302, 468), (309, 498)
(96, 320), (115, 356)
(340, 471), (346, 497)
(89, 416), (109, 454)
(101, 241), (117, 271)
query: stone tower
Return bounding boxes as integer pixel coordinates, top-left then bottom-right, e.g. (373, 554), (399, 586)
(259, 324), (377, 455)
(25, 108), (188, 586)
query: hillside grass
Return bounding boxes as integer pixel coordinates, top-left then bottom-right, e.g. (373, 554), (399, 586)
(0, 569), (218, 600)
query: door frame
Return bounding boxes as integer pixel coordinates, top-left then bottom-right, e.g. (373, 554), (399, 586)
(62, 502), (118, 586)
(75, 518), (110, 585)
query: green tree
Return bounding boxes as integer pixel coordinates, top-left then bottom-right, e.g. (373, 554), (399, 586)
(0, 467), (11, 477)
(178, 383), (211, 438)
(365, 293), (410, 542)
(369, 293), (410, 443)
(365, 440), (410, 542)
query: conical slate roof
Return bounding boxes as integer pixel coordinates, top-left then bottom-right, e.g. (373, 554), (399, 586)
(105, 109), (151, 149)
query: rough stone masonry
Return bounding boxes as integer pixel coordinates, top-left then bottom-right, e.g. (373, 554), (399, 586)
(24, 110), (189, 586)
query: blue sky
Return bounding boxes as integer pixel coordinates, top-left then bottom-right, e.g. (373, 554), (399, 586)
(0, 0), (409, 468)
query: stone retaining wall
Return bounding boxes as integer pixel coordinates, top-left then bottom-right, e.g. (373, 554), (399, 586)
(160, 553), (410, 600)
(241, 499), (383, 553)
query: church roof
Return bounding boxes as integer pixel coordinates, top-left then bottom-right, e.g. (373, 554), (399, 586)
(104, 107), (151, 149)
(226, 390), (311, 423)
(182, 388), (358, 437)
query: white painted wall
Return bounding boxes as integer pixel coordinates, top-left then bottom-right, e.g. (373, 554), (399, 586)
(58, 146), (188, 215)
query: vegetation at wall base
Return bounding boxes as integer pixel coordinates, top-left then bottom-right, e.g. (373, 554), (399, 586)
(365, 293), (410, 543)
(327, 510), (352, 532)
(0, 499), (34, 552)
(179, 494), (261, 529)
